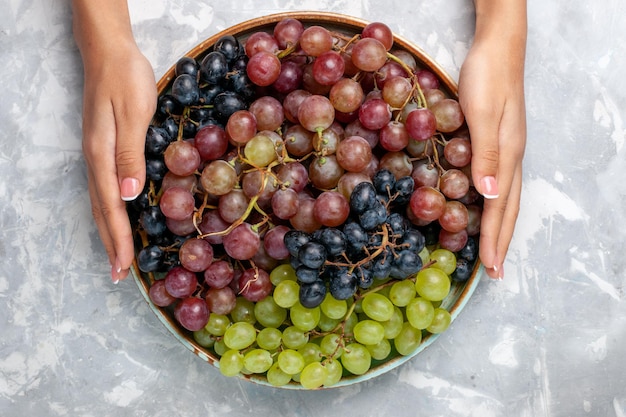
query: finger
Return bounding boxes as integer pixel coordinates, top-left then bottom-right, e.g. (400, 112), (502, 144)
(493, 163), (523, 276)
(83, 100), (133, 282)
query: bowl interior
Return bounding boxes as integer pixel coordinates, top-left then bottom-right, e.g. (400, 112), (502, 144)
(131, 11), (483, 389)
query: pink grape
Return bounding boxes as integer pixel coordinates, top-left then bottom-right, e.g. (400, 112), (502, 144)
(263, 225), (290, 260)
(336, 136), (372, 173)
(249, 96), (284, 131)
(444, 137), (472, 168)
(238, 268), (272, 302)
(159, 186), (195, 221)
(164, 140), (201, 176)
(358, 98), (392, 130)
(247, 51), (282, 87)
(312, 50), (345, 86)
(298, 95), (335, 132)
(431, 98), (465, 133)
(299, 25), (333, 57)
(222, 223), (260, 260)
(329, 77), (364, 113)
(271, 188), (299, 219)
(149, 279), (177, 307)
(438, 200), (469, 233)
(351, 37), (388, 72)
(361, 21), (393, 50)
(200, 160), (237, 196)
(205, 286), (237, 315)
(165, 266), (198, 298)
(273, 17), (304, 49)
(405, 108), (437, 141)
(313, 191), (350, 227)
(226, 110), (257, 144)
(379, 121), (410, 152)
(198, 211), (229, 245)
(179, 238), (214, 272)
(244, 31), (279, 56)
(203, 260), (235, 289)
(409, 186), (447, 222)
(174, 297), (209, 331)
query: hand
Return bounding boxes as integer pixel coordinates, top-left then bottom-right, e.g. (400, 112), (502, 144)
(458, 6), (527, 279)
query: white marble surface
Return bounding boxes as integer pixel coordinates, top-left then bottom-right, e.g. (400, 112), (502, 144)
(2, 0), (626, 416)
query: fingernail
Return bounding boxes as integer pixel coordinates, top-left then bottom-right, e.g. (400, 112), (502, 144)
(111, 258), (122, 284)
(480, 176), (499, 199)
(120, 177), (141, 201)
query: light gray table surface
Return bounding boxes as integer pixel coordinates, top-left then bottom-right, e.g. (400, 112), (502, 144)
(2, 1), (626, 416)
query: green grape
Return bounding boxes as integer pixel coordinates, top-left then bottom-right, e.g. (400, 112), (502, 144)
(244, 133), (278, 167)
(418, 246), (430, 266)
(361, 292), (394, 322)
(429, 248), (457, 275)
(389, 280), (417, 307)
(320, 293), (348, 319)
(243, 349), (273, 374)
(193, 328), (216, 348)
(426, 307), (452, 334)
(299, 362), (328, 389)
(270, 263), (297, 285)
(298, 342), (323, 364)
(273, 279), (300, 308)
(230, 297), (257, 324)
(254, 295), (287, 328)
(257, 327), (282, 351)
(204, 313), (231, 336)
(353, 297), (364, 314)
(366, 338), (392, 361)
(381, 306), (404, 339)
(267, 362), (292, 387)
(278, 349), (305, 375)
(290, 301), (321, 331)
(213, 338), (228, 356)
(341, 343), (371, 375)
(223, 321), (257, 350)
(219, 349), (244, 377)
(353, 319), (385, 346)
(405, 297), (435, 330)
(322, 359), (343, 388)
(415, 267), (451, 301)
(282, 325), (309, 349)
(317, 311), (341, 332)
(343, 311), (359, 337)
(394, 322), (423, 355)
(319, 333), (343, 358)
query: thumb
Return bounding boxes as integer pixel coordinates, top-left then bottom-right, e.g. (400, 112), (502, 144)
(465, 107), (501, 200)
(115, 112), (149, 202)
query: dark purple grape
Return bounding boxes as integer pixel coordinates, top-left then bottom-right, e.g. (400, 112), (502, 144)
(297, 241), (327, 270)
(355, 266), (374, 289)
(299, 279), (327, 308)
(214, 35), (241, 63)
(146, 126), (173, 156)
(389, 250), (422, 279)
(175, 56), (200, 78)
(157, 94), (183, 117)
(318, 228), (347, 257)
(452, 258), (473, 282)
(373, 169), (395, 195)
(199, 83), (224, 104)
(400, 229), (426, 253)
(200, 51), (228, 84)
(137, 244), (164, 272)
(146, 158), (168, 182)
(329, 269), (358, 300)
(171, 73), (200, 106)
(457, 236), (478, 262)
(350, 181), (377, 214)
(140, 206), (167, 237)
(386, 212), (409, 237)
(343, 222), (368, 254)
(296, 265), (320, 284)
(214, 91), (247, 122)
(284, 230), (311, 257)
(393, 176), (415, 205)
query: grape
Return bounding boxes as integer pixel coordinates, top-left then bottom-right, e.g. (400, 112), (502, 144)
(149, 279), (177, 307)
(351, 37), (388, 72)
(205, 286), (236, 315)
(244, 133), (278, 167)
(336, 136), (372, 173)
(246, 51), (281, 87)
(254, 296), (287, 328)
(273, 279), (300, 308)
(174, 297), (209, 331)
(313, 191), (350, 227)
(431, 98), (465, 133)
(323, 360), (343, 387)
(282, 326), (309, 350)
(140, 206), (167, 237)
(444, 137), (472, 168)
(427, 308), (452, 334)
(278, 349), (305, 375)
(416, 69), (440, 90)
(379, 121), (410, 152)
(405, 297), (435, 330)
(219, 349), (244, 377)
(439, 200), (469, 233)
(308, 155), (344, 190)
(271, 188), (299, 219)
(257, 327), (283, 351)
(179, 238), (213, 272)
(159, 187), (195, 221)
(243, 349), (273, 374)
(137, 244), (164, 272)
(171, 73), (199, 105)
(394, 322), (422, 355)
(409, 186), (447, 222)
(358, 98), (392, 131)
(429, 248), (457, 275)
(299, 26), (333, 57)
(205, 313), (230, 336)
(340, 343), (371, 375)
(164, 266), (198, 298)
(238, 268), (272, 302)
(405, 108), (437, 141)
(298, 94), (335, 132)
(201, 51), (228, 84)
(415, 267), (451, 301)
(245, 32), (279, 57)
(222, 223), (260, 260)
(329, 78), (364, 113)
(440, 169), (470, 200)
(361, 292), (394, 322)
(353, 320), (385, 346)
(290, 301), (321, 332)
(223, 321), (256, 350)
(267, 363), (292, 387)
(299, 362), (328, 389)
(200, 160), (237, 196)
(249, 96), (284, 131)
(389, 279), (417, 307)
(164, 140), (201, 176)
(230, 297), (256, 325)
(313, 50), (345, 86)
(225, 110), (257, 145)
(299, 279), (327, 308)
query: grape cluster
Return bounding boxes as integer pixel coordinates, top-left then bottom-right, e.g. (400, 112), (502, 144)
(129, 17), (482, 389)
